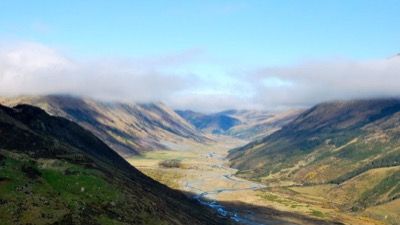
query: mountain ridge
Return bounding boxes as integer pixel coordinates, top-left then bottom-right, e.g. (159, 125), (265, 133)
(176, 110), (241, 134)
(228, 98), (400, 215)
(0, 95), (212, 156)
(177, 108), (302, 139)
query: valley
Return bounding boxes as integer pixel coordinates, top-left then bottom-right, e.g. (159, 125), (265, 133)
(3, 3), (400, 225)
(128, 137), (372, 225)
(2, 96), (399, 225)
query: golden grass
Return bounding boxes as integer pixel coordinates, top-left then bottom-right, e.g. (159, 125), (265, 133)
(127, 143), (391, 225)
(365, 198), (400, 225)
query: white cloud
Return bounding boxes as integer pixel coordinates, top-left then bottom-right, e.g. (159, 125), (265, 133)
(0, 41), (201, 104)
(1, 41), (400, 112)
(251, 57), (400, 109)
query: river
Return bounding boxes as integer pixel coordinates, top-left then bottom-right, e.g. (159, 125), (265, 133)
(182, 151), (296, 225)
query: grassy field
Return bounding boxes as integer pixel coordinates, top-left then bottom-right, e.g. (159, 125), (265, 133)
(125, 129), (398, 225)
(127, 141), (390, 225)
(0, 150), (124, 225)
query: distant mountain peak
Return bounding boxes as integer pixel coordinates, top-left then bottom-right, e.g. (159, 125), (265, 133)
(177, 108), (301, 139)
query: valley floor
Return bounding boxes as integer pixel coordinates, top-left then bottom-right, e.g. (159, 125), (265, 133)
(127, 138), (387, 225)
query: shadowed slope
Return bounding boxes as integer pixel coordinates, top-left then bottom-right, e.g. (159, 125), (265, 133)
(176, 110), (240, 134)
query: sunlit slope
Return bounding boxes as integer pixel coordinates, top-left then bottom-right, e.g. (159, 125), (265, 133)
(224, 109), (302, 139)
(328, 166), (400, 210)
(0, 104), (229, 225)
(1, 95), (211, 156)
(229, 99), (400, 209)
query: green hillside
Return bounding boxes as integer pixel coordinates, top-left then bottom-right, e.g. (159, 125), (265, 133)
(229, 99), (400, 213)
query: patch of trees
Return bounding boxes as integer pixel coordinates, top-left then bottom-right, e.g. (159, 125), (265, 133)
(331, 151), (400, 184)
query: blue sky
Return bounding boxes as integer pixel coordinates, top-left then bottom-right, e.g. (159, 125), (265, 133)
(2, 0), (399, 63)
(1, 1), (400, 111)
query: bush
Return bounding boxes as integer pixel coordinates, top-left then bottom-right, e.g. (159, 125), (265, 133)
(158, 159), (182, 168)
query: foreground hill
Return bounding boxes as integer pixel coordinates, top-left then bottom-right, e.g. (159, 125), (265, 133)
(177, 109), (301, 139)
(229, 99), (400, 215)
(0, 104), (229, 225)
(0, 95), (210, 156)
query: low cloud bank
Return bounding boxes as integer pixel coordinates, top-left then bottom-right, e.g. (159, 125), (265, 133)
(252, 56), (400, 109)
(0, 42), (198, 103)
(1, 41), (400, 111)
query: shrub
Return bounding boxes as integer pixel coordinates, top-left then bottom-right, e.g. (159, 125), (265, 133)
(158, 159), (182, 168)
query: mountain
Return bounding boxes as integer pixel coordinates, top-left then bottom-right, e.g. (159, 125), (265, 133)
(175, 110), (240, 134)
(228, 99), (400, 211)
(177, 109), (301, 139)
(222, 109), (302, 139)
(0, 95), (211, 156)
(0, 103), (229, 225)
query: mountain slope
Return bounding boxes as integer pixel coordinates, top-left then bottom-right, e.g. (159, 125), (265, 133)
(177, 109), (301, 139)
(0, 95), (211, 156)
(229, 99), (400, 210)
(175, 110), (240, 134)
(0, 104), (229, 225)
(222, 109), (302, 139)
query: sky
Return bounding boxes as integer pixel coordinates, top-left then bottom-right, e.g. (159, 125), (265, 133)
(1, 0), (400, 112)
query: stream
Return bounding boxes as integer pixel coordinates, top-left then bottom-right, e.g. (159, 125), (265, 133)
(184, 152), (294, 225)
(188, 182), (268, 225)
